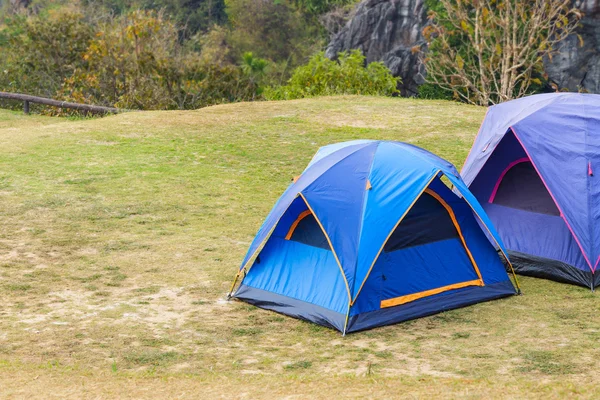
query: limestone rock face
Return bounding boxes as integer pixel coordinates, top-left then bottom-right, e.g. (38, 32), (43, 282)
(9, 0), (31, 9)
(544, 0), (600, 93)
(328, 0), (600, 95)
(325, 0), (427, 96)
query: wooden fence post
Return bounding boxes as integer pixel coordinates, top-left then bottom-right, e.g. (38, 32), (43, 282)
(0, 92), (122, 115)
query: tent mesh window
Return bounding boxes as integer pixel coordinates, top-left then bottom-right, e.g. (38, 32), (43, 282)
(492, 161), (560, 216)
(384, 192), (458, 252)
(287, 212), (331, 250)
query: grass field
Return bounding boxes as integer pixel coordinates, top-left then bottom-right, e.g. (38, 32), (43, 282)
(0, 96), (598, 399)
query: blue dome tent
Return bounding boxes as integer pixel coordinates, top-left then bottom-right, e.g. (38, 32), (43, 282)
(461, 93), (600, 289)
(229, 141), (519, 333)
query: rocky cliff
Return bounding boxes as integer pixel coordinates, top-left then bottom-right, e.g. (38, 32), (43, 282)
(325, 0), (427, 96)
(9, 0), (31, 9)
(544, 0), (600, 93)
(327, 0), (600, 95)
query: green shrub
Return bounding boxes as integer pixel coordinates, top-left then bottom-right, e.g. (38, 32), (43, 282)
(0, 11), (92, 101)
(264, 50), (400, 100)
(57, 11), (263, 111)
(0, 8), (265, 112)
(291, 0), (357, 16)
(417, 83), (454, 100)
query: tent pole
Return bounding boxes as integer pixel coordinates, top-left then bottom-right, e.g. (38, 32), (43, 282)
(227, 271), (241, 299)
(446, 174), (522, 294)
(506, 256), (522, 295)
(342, 304), (351, 336)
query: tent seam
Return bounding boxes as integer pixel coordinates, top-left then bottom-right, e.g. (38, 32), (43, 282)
(344, 142), (380, 333)
(487, 157), (530, 203)
(236, 142), (374, 278)
(350, 169), (441, 305)
(390, 142), (458, 176)
(462, 94), (568, 187)
(229, 194), (301, 296)
(582, 97), (595, 274)
(350, 142), (381, 299)
(450, 174), (521, 293)
(299, 193), (353, 305)
(511, 126), (594, 272)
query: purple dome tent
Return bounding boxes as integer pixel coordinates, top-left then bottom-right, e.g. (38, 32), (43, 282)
(461, 93), (600, 289)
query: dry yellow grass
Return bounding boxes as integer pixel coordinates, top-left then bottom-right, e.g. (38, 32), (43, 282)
(0, 96), (598, 399)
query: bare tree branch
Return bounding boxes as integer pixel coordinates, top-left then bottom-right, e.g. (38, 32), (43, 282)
(422, 0), (581, 105)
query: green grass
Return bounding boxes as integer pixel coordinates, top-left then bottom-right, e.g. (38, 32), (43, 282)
(0, 96), (598, 398)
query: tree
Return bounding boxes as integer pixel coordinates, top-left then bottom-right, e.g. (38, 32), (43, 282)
(225, 0), (319, 63)
(240, 52), (268, 99)
(57, 10), (262, 111)
(80, 0), (227, 35)
(422, 0), (582, 105)
(0, 11), (92, 98)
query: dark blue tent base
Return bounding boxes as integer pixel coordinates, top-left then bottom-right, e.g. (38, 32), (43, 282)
(233, 285), (346, 332)
(346, 280), (515, 333)
(234, 281), (516, 333)
(508, 250), (598, 289)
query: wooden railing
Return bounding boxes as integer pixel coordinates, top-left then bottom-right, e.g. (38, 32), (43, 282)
(0, 92), (122, 114)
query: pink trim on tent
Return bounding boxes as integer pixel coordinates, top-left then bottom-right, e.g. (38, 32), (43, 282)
(511, 126), (594, 272)
(594, 255), (600, 273)
(488, 157), (530, 203)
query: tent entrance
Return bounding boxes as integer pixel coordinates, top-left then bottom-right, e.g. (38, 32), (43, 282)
(379, 188), (484, 308)
(488, 158), (560, 216)
(285, 209), (331, 250)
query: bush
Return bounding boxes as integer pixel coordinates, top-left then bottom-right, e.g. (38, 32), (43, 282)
(0, 11), (92, 99)
(264, 50), (400, 100)
(0, 7), (267, 112)
(292, 0), (357, 16)
(225, 0), (320, 65)
(417, 83), (454, 100)
(57, 11), (263, 111)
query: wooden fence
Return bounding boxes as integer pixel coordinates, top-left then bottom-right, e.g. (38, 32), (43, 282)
(0, 92), (122, 114)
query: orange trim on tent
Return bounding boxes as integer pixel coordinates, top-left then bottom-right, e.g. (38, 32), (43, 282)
(462, 202), (521, 293)
(380, 279), (484, 308)
(376, 187), (485, 308)
(285, 210), (312, 240)
(351, 171), (440, 305)
(423, 188), (484, 282)
(299, 193), (352, 304)
(229, 194), (302, 296)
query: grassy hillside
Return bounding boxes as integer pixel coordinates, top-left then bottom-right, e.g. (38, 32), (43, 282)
(0, 97), (598, 399)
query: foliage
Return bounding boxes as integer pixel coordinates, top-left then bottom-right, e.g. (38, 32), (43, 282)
(240, 52), (268, 99)
(0, 10), (92, 98)
(265, 50), (400, 100)
(224, 0), (321, 64)
(240, 52), (268, 77)
(57, 11), (262, 110)
(291, 0), (357, 16)
(0, 0), (329, 112)
(80, 0), (227, 35)
(417, 83), (453, 100)
(59, 10), (183, 110)
(319, 3), (356, 37)
(422, 0), (582, 105)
